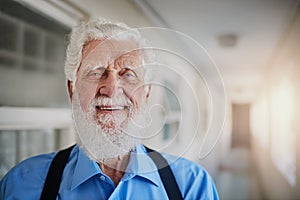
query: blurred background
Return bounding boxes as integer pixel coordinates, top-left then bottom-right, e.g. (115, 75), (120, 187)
(0, 0), (300, 199)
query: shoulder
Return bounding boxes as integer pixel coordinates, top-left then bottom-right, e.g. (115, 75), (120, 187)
(161, 152), (219, 199)
(0, 151), (56, 199)
(2, 152), (56, 181)
(1, 145), (78, 182)
(1, 152), (56, 183)
(161, 152), (209, 178)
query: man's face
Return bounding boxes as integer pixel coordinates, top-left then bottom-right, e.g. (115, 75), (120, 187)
(72, 39), (148, 131)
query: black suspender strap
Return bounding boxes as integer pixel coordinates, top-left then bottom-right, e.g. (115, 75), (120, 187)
(41, 145), (183, 200)
(145, 146), (183, 200)
(40, 145), (75, 200)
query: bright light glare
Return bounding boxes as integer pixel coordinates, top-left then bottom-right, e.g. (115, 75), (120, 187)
(251, 93), (270, 148)
(270, 78), (296, 187)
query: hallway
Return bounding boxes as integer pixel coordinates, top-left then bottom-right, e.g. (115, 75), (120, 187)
(216, 148), (262, 200)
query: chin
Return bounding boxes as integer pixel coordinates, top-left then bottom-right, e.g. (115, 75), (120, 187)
(72, 91), (147, 163)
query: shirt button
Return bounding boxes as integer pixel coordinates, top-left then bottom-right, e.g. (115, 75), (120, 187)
(100, 175), (105, 181)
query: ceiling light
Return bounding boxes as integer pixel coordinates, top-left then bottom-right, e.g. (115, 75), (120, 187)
(217, 33), (238, 47)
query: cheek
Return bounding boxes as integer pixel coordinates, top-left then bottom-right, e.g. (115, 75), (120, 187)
(126, 86), (145, 108)
(76, 81), (98, 111)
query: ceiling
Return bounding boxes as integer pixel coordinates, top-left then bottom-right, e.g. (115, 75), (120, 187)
(133, 0), (299, 103)
(66, 0), (299, 103)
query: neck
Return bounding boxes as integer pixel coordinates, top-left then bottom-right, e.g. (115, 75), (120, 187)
(98, 154), (130, 186)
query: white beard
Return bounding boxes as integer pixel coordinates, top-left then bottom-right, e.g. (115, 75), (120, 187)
(72, 91), (147, 164)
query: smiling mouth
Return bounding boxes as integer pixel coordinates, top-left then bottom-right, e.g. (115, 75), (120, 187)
(95, 105), (129, 111)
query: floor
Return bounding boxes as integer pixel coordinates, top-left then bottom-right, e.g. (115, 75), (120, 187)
(216, 148), (263, 200)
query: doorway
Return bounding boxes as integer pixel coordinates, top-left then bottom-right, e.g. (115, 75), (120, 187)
(231, 104), (250, 148)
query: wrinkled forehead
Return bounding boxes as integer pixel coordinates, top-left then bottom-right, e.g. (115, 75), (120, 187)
(81, 39), (143, 68)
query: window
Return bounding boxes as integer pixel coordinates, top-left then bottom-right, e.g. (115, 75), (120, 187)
(0, 0), (70, 107)
(0, 0), (77, 178)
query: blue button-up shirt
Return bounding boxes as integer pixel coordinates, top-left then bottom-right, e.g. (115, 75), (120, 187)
(0, 144), (218, 199)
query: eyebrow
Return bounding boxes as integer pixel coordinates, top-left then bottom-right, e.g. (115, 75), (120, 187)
(88, 64), (142, 71)
(124, 65), (134, 70)
(91, 65), (105, 70)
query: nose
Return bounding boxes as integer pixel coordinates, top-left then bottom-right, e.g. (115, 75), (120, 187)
(98, 70), (121, 98)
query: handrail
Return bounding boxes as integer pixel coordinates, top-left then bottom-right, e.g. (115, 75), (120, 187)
(0, 107), (72, 131)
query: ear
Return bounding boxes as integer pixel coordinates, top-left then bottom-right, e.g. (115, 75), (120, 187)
(67, 80), (73, 101)
(145, 84), (151, 103)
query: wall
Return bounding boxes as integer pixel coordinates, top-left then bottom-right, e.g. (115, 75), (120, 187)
(251, 8), (300, 199)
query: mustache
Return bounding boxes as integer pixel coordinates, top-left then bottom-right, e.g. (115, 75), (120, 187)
(90, 95), (133, 108)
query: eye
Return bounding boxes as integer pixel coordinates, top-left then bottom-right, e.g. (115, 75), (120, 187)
(122, 69), (139, 80)
(90, 72), (101, 77)
(87, 69), (105, 79)
(123, 71), (136, 78)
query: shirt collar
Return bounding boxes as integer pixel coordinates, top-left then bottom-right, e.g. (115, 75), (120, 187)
(70, 144), (161, 190)
(123, 144), (160, 187)
(70, 146), (102, 190)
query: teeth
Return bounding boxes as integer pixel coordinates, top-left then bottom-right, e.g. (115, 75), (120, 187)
(96, 106), (125, 110)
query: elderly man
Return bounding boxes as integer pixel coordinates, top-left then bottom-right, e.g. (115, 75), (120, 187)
(0, 19), (219, 200)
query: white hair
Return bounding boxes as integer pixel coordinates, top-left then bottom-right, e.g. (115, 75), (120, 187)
(64, 18), (153, 83)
